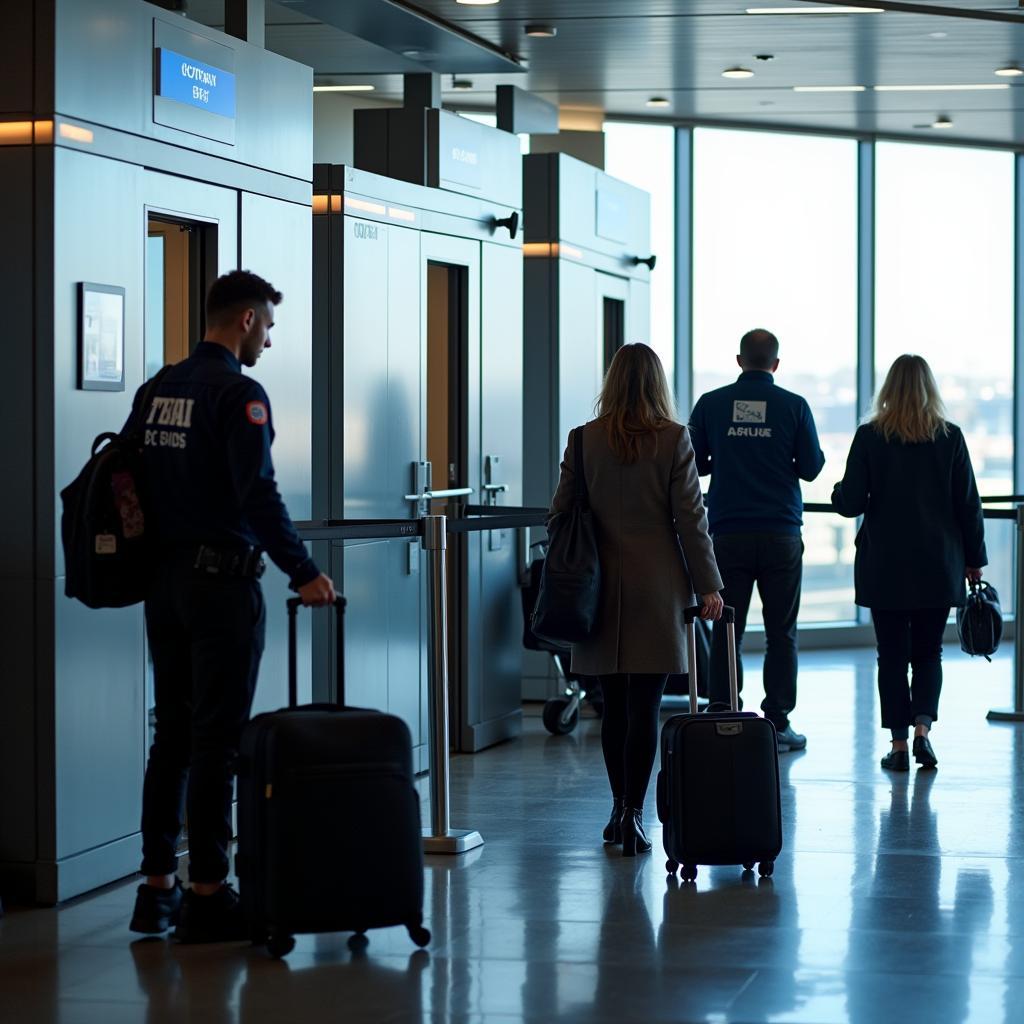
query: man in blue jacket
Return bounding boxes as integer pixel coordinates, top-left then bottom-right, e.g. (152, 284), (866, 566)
(688, 329), (825, 750)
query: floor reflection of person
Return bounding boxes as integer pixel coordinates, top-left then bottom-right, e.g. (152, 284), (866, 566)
(844, 771), (992, 1024)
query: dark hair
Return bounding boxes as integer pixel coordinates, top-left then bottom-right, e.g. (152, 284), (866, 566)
(205, 270), (283, 325)
(739, 328), (779, 371)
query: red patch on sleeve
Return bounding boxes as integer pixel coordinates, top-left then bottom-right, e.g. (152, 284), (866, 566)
(246, 400), (269, 426)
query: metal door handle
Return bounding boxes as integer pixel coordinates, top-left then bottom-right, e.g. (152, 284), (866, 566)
(482, 483), (508, 493)
(405, 488), (475, 501)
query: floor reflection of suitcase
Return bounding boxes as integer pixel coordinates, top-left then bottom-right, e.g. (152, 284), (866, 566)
(657, 606), (782, 883)
(237, 597), (430, 959)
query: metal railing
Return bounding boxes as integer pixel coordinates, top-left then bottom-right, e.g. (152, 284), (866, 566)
(293, 506), (548, 854)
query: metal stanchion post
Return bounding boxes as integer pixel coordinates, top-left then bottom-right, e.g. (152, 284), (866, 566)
(988, 504), (1024, 722)
(421, 514), (484, 854)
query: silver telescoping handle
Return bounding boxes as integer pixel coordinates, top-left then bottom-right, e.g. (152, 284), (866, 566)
(684, 604), (738, 713)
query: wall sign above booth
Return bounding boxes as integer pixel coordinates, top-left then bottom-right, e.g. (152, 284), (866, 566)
(153, 20), (237, 146)
(157, 49), (236, 119)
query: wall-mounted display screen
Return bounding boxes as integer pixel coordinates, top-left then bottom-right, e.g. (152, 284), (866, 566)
(78, 283), (125, 392)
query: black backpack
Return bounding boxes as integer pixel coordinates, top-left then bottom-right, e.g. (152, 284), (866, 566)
(956, 579), (1003, 662)
(60, 368), (171, 609)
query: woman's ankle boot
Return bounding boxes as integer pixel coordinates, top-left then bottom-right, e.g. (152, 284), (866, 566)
(620, 806), (652, 857)
(603, 797), (625, 844)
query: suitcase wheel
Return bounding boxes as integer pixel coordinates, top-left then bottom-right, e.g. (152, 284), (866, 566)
(408, 924), (431, 948)
(665, 859), (678, 875)
(680, 864), (698, 883)
(266, 932), (295, 959)
(348, 932), (369, 953)
(542, 697), (578, 735)
(742, 862), (755, 872)
(758, 861), (774, 879)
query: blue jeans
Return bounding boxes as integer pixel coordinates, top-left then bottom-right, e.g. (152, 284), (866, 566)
(709, 532), (803, 731)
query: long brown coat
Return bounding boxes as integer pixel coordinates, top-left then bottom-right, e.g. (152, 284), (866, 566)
(550, 419), (723, 676)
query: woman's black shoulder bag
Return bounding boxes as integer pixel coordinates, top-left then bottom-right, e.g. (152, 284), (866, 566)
(531, 426), (601, 645)
(956, 579), (1003, 662)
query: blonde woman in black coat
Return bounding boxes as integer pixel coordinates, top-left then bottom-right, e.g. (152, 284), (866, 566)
(832, 355), (986, 772)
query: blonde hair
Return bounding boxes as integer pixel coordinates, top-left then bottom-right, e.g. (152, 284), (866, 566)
(871, 354), (949, 444)
(596, 344), (676, 463)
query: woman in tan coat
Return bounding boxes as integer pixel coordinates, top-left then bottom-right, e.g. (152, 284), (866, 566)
(550, 344), (724, 856)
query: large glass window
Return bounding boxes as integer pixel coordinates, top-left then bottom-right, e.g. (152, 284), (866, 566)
(875, 142), (1015, 608)
(603, 121), (676, 386)
(692, 127), (860, 624)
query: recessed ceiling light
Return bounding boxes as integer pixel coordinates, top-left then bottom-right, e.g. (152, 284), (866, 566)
(793, 85), (866, 92)
(452, 79), (474, 90)
(455, 0), (500, 5)
(722, 67), (755, 79)
(525, 24), (557, 37)
(401, 49), (421, 58)
(746, 5), (884, 13)
(646, 97), (671, 107)
(875, 83), (1009, 91)
(995, 66), (1024, 77)
(313, 84), (376, 93)
(928, 31), (948, 39)
(932, 116), (954, 129)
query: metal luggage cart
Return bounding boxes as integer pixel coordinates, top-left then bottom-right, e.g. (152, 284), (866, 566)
(520, 542), (602, 735)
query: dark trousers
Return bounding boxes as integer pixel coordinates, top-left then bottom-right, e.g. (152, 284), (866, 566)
(598, 673), (668, 809)
(140, 557), (265, 884)
(709, 533), (803, 731)
(871, 607), (948, 739)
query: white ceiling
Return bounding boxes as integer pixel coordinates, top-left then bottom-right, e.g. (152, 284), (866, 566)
(184, 1), (1024, 147)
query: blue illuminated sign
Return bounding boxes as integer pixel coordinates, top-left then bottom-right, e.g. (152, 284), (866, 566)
(157, 48), (236, 119)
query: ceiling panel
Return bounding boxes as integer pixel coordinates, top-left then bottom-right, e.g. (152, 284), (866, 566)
(182, 0), (1024, 145)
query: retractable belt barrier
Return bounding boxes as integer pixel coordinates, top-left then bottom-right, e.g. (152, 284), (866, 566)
(292, 508), (549, 854)
(801, 499), (1024, 722)
(293, 494), (1024, 849)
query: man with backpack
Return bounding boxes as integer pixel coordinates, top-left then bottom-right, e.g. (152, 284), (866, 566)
(128, 270), (334, 943)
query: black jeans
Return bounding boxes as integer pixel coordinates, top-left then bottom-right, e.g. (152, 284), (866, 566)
(140, 556), (265, 884)
(871, 607), (948, 739)
(709, 532), (803, 731)
(598, 673), (668, 809)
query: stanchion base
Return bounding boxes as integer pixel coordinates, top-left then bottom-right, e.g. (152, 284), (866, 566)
(987, 709), (1024, 722)
(422, 829), (485, 855)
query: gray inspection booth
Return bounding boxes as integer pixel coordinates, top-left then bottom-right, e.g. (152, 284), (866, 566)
(311, 100), (525, 755)
(521, 152), (654, 699)
(0, 0), (314, 904)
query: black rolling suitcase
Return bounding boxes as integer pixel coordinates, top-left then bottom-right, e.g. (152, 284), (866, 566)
(237, 596), (430, 958)
(656, 605), (782, 883)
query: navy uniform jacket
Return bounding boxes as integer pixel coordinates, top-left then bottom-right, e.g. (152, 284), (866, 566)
(831, 423), (986, 610)
(688, 371), (825, 536)
(125, 342), (319, 587)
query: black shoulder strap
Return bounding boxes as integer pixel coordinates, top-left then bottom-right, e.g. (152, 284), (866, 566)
(124, 364), (175, 439)
(573, 425), (590, 509)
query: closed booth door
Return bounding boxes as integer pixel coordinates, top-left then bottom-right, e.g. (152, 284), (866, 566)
(241, 192), (313, 715)
(341, 217), (424, 755)
(479, 242), (525, 737)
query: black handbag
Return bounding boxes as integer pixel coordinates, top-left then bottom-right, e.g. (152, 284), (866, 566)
(956, 579), (1003, 662)
(531, 426), (601, 645)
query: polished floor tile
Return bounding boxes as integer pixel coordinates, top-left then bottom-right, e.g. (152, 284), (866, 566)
(2, 646), (1024, 1022)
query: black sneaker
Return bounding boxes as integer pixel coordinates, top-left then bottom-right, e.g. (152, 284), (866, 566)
(172, 884), (249, 945)
(775, 725), (807, 752)
(130, 881), (183, 934)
